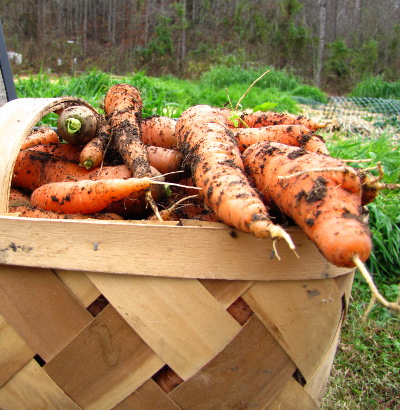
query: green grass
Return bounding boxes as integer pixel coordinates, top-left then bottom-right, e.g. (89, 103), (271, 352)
(15, 68), (399, 408)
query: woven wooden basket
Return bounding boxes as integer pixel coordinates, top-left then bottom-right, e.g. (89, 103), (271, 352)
(0, 98), (354, 409)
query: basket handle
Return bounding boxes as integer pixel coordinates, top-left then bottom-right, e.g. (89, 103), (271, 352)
(0, 97), (97, 213)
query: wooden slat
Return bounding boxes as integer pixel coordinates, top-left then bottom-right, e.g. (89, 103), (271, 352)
(55, 269), (101, 307)
(0, 216), (349, 280)
(243, 278), (343, 380)
(44, 304), (165, 410)
(304, 316), (343, 406)
(200, 279), (254, 308)
(0, 359), (81, 409)
(169, 316), (296, 409)
(113, 379), (181, 410)
(334, 270), (355, 311)
(0, 265), (93, 362)
(87, 273), (242, 379)
(0, 97), (97, 214)
(0, 313), (34, 387)
(268, 378), (319, 410)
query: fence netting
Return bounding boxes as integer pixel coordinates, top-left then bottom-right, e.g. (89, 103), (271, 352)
(322, 97), (400, 132)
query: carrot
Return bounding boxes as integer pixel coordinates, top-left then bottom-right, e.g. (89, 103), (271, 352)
(141, 115), (177, 148)
(8, 205), (124, 220)
(12, 150), (90, 190)
(242, 141), (372, 268)
(12, 150), (135, 191)
(57, 105), (99, 145)
(26, 143), (81, 162)
(20, 126), (60, 150)
(104, 84), (161, 218)
(233, 124), (329, 155)
(175, 104), (295, 250)
(146, 146), (183, 175)
(79, 120), (111, 169)
(223, 109), (327, 131)
(30, 177), (157, 214)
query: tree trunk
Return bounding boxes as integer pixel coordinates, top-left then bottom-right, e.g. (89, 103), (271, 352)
(315, 0), (327, 88)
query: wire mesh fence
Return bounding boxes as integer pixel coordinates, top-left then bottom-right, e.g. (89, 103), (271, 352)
(322, 97), (400, 131)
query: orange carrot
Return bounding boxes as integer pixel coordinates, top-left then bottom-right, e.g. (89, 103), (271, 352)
(141, 115), (177, 148)
(175, 104), (295, 249)
(12, 150), (90, 190)
(8, 205), (124, 220)
(26, 143), (81, 162)
(233, 124), (329, 155)
(146, 146), (183, 175)
(79, 120), (111, 169)
(30, 177), (156, 214)
(20, 126), (60, 150)
(242, 141), (372, 267)
(223, 109), (326, 131)
(104, 84), (151, 178)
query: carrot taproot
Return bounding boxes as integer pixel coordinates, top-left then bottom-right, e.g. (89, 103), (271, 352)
(104, 84), (161, 218)
(242, 141), (372, 267)
(223, 109), (326, 131)
(30, 177), (156, 214)
(141, 115), (177, 148)
(79, 120), (111, 169)
(146, 145), (183, 175)
(26, 143), (81, 162)
(20, 126), (60, 150)
(233, 124), (329, 155)
(175, 104), (295, 250)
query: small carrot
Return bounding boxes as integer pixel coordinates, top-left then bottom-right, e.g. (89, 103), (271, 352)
(176, 104), (295, 251)
(30, 177), (157, 214)
(79, 120), (111, 169)
(242, 141), (372, 268)
(146, 146), (183, 175)
(20, 126), (60, 150)
(141, 115), (177, 148)
(223, 109), (327, 131)
(233, 124), (329, 155)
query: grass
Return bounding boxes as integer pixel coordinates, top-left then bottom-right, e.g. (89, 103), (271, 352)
(14, 68), (399, 408)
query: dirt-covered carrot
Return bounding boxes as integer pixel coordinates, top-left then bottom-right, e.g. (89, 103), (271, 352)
(12, 150), (90, 190)
(103, 84), (161, 218)
(79, 120), (111, 169)
(223, 109), (326, 131)
(30, 177), (158, 214)
(57, 105), (99, 145)
(233, 124), (329, 155)
(175, 104), (295, 250)
(141, 115), (177, 148)
(146, 146), (183, 175)
(20, 126), (60, 150)
(242, 141), (372, 268)
(26, 143), (81, 162)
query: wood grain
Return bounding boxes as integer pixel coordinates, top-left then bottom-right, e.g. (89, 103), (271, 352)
(0, 265), (93, 361)
(87, 273), (241, 379)
(0, 216), (349, 280)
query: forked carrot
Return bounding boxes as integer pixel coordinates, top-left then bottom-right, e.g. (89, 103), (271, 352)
(175, 104), (295, 252)
(242, 141), (372, 267)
